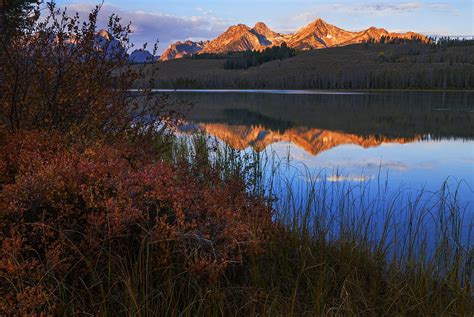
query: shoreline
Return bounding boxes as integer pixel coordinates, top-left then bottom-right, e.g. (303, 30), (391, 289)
(130, 88), (474, 93)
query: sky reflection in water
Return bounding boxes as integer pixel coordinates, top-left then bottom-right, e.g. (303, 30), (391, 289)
(167, 90), (474, 245)
(170, 90), (474, 202)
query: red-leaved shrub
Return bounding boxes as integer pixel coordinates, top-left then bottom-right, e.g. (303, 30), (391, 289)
(0, 131), (273, 314)
(0, 3), (273, 314)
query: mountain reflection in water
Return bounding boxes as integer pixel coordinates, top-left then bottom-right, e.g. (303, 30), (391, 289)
(166, 90), (473, 209)
(184, 123), (422, 156)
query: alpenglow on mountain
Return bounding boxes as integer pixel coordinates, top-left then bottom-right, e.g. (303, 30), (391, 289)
(160, 40), (209, 61)
(160, 18), (428, 61)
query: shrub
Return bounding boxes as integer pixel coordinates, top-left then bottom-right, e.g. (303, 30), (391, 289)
(0, 131), (273, 314)
(0, 2), (183, 146)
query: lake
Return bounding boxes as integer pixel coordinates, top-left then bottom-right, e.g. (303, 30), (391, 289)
(164, 90), (474, 249)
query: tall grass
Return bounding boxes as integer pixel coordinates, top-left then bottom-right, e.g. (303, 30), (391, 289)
(46, 133), (474, 315)
(102, 132), (469, 316)
(264, 155), (472, 279)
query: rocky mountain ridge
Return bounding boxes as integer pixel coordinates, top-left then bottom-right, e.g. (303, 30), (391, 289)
(160, 40), (209, 61)
(161, 18), (428, 60)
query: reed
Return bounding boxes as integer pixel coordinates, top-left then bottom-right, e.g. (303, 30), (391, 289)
(3, 133), (472, 315)
(86, 133), (470, 316)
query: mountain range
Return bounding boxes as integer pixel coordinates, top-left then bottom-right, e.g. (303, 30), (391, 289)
(160, 40), (209, 61)
(128, 49), (158, 63)
(160, 18), (428, 61)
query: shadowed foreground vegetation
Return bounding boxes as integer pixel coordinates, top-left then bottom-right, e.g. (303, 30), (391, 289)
(0, 2), (473, 316)
(1, 131), (473, 315)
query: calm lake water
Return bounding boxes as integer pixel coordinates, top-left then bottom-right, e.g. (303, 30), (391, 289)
(165, 90), (474, 247)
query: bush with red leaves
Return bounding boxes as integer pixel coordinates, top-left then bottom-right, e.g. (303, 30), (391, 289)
(0, 131), (274, 314)
(0, 3), (273, 314)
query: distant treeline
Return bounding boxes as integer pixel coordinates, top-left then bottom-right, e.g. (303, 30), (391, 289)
(157, 70), (474, 91)
(187, 43), (297, 69)
(357, 36), (473, 47)
(364, 36), (427, 45)
(159, 67), (473, 90)
(223, 43), (297, 69)
(431, 37), (474, 47)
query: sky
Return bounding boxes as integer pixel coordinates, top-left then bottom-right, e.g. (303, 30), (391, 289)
(54, 0), (474, 53)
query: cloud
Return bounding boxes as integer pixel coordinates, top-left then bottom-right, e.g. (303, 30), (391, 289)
(61, 3), (230, 52)
(366, 3), (422, 13)
(328, 160), (409, 172)
(57, 1), (461, 52)
(426, 3), (454, 11)
(300, 174), (374, 183)
(286, 2), (457, 31)
(288, 153), (410, 172)
(326, 175), (374, 183)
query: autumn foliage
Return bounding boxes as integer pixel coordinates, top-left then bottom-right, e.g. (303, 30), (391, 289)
(0, 2), (184, 144)
(0, 3), (273, 314)
(0, 130), (273, 314)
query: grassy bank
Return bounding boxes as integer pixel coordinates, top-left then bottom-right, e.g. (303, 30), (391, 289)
(151, 134), (474, 316)
(1, 131), (472, 315)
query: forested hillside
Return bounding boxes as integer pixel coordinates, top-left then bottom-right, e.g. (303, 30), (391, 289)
(145, 42), (474, 90)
